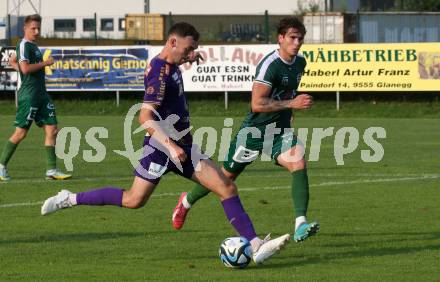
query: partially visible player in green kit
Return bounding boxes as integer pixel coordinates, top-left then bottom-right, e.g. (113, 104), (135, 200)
(172, 16), (319, 242)
(0, 14), (71, 181)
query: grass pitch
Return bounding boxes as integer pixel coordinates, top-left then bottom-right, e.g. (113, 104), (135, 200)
(0, 113), (439, 281)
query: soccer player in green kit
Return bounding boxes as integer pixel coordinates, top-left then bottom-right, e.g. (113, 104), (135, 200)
(0, 14), (71, 181)
(172, 16), (319, 242)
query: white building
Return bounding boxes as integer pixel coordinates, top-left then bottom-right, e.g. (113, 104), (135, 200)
(148, 0), (318, 15)
(0, 0), (331, 40)
(0, 0), (144, 39)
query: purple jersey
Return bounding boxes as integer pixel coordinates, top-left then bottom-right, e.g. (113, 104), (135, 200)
(143, 56), (192, 145)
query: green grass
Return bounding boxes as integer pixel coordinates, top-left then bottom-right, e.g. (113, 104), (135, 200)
(0, 112), (439, 281)
(1, 98), (440, 118)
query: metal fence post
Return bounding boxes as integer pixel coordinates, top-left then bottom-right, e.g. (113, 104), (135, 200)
(167, 12), (173, 31)
(264, 10), (269, 44)
(336, 91), (340, 111)
(116, 91), (120, 107)
(7, 14), (11, 45)
(224, 91), (228, 110)
(94, 12), (98, 45)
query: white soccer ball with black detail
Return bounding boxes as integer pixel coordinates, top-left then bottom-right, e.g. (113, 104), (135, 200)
(219, 237), (252, 268)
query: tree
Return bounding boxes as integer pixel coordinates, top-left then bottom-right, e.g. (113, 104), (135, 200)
(397, 0), (440, 11)
(361, 0), (440, 11)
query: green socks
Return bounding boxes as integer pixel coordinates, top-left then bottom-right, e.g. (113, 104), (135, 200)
(0, 142), (57, 170)
(45, 146), (57, 170)
(186, 183), (211, 205)
(186, 169), (310, 216)
(291, 169), (309, 217)
(0, 141), (18, 166)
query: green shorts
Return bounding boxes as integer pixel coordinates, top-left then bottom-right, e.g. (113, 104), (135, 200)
(14, 95), (58, 129)
(223, 128), (298, 174)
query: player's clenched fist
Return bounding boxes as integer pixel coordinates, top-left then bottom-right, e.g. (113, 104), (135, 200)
(290, 94), (313, 110)
(44, 56), (54, 66)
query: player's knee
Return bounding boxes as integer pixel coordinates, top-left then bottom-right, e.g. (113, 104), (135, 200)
(222, 168), (238, 181)
(11, 129), (27, 142)
(47, 127), (59, 138)
(291, 159), (306, 171)
(222, 181), (238, 198)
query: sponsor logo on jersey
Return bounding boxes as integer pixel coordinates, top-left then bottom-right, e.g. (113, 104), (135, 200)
(148, 162), (167, 177)
(232, 145), (259, 163)
(297, 73), (302, 84)
(47, 103), (55, 110)
(172, 72), (184, 96)
(146, 86), (155, 95)
(282, 76), (289, 86)
(172, 73), (179, 81)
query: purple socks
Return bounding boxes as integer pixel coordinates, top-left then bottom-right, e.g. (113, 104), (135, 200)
(76, 187), (124, 207)
(221, 196), (257, 241)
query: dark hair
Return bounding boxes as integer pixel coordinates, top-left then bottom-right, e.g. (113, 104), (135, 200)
(24, 14), (42, 24)
(168, 22), (200, 41)
(277, 16), (306, 36)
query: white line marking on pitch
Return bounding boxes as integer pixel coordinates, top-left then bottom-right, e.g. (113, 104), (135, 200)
(0, 172), (436, 185)
(0, 174), (438, 209)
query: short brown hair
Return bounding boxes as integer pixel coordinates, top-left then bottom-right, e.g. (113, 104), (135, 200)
(24, 14), (42, 24)
(277, 16), (306, 36)
(168, 22), (200, 41)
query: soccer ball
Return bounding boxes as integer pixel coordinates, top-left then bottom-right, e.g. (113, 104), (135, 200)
(219, 237), (252, 268)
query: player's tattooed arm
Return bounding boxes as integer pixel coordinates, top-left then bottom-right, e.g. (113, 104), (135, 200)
(251, 82), (313, 113)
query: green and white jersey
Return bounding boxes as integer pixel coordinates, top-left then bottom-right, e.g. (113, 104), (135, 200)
(16, 39), (47, 101)
(242, 50), (306, 130)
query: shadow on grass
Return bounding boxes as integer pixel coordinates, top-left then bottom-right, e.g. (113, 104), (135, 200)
(253, 231), (440, 270)
(0, 232), (144, 245)
(0, 229), (197, 245)
(253, 243), (440, 270)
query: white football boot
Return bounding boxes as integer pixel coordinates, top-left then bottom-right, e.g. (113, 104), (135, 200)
(0, 165), (11, 181)
(45, 169), (72, 180)
(41, 190), (74, 215)
(253, 233), (290, 264)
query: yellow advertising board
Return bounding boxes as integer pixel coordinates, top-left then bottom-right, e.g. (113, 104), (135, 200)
(299, 43), (440, 91)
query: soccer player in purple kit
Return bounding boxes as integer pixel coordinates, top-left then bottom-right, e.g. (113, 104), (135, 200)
(41, 22), (289, 265)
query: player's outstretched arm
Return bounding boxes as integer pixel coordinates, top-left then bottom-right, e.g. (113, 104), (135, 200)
(19, 56), (54, 75)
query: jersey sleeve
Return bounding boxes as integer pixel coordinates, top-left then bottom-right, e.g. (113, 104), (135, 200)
(254, 62), (276, 88)
(18, 41), (31, 63)
(143, 62), (170, 105)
